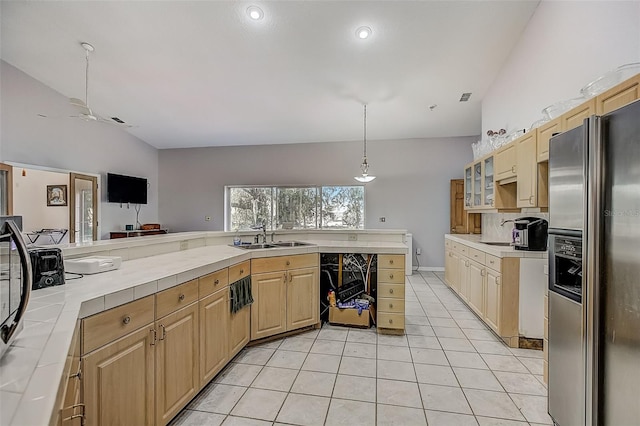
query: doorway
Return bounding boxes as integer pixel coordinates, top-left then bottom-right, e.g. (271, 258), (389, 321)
(0, 163), (13, 215)
(69, 173), (98, 243)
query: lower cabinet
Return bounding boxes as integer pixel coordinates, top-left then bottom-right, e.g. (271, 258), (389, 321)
(199, 288), (229, 386)
(444, 239), (520, 347)
(83, 325), (155, 426)
(251, 270), (288, 340)
(251, 254), (320, 341)
(229, 304), (250, 358)
(156, 303), (199, 425)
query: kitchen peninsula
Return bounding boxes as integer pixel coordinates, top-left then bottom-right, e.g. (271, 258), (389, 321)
(0, 229), (408, 426)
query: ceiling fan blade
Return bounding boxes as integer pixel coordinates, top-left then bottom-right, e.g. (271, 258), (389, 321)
(69, 97), (87, 107)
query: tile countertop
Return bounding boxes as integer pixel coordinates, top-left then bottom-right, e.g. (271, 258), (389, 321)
(0, 239), (408, 426)
(445, 234), (548, 259)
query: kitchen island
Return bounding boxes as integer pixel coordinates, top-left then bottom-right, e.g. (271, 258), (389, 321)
(0, 230), (408, 426)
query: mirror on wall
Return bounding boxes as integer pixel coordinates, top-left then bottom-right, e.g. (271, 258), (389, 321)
(5, 163), (100, 244)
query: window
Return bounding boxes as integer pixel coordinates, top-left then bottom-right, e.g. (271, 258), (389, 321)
(226, 185), (364, 231)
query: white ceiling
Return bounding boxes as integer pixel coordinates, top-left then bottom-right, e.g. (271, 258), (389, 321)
(1, 1), (539, 149)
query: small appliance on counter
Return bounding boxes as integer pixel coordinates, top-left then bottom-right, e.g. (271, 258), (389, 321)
(512, 217), (548, 251)
(28, 247), (65, 290)
(65, 255), (122, 275)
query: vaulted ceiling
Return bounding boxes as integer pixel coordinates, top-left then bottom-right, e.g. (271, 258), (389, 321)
(1, 1), (539, 149)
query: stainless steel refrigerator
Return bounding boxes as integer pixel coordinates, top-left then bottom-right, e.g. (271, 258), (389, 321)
(548, 98), (640, 426)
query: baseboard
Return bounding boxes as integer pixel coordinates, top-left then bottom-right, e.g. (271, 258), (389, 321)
(415, 266), (445, 272)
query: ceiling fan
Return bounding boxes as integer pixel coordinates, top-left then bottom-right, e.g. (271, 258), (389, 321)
(40, 42), (133, 127)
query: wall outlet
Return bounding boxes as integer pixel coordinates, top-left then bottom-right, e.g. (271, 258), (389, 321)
(379, 217), (386, 222)
(416, 247), (421, 255)
(348, 233), (358, 241)
(180, 241), (188, 251)
(205, 216), (211, 221)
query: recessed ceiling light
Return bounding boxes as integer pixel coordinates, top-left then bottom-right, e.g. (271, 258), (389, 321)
(356, 26), (372, 39)
(247, 6), (264, 20)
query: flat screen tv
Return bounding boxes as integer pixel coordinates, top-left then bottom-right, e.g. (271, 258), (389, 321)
(107, 173), (147, 204)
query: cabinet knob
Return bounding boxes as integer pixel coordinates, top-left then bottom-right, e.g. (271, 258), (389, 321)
(388, 319), (393, 324)
(389, 259), (394, 265)
(286, 260), (290, 266)
(481, 269), (486, 276)
(529, 195), (535, 205)
(214, 279), (219, 285)
(122, 316), (131, 325)
(240, 269), (244, 274)
(466, 261), (470, 267)
(179, 294), (185, 301)
(496, 276), (500, 284)
(389, 303), (394, 309)
(389, 273), (394, 279)
(511, 165), (516, 173)
(389, 289), (394, 294)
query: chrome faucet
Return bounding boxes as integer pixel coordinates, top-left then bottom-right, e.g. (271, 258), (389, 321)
(500, 219), (515, 227)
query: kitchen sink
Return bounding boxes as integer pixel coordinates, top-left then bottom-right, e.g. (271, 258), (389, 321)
(481, 242), (513, 246)
(271, 241), (312, 247)
(234, 243), (277, 250)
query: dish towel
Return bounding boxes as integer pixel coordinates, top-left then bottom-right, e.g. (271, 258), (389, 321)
(230, 276), (254, 314)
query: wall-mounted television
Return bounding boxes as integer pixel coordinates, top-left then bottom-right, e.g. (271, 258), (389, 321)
(107, 173), (148, 204)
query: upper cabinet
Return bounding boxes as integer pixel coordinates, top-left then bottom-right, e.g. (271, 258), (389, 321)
(595, 73), (640, 115)
(495, 142), (517, 183)
(561, 98), (596, 131)
(536, 117), (561, 163)
(515, 132), (538, 208)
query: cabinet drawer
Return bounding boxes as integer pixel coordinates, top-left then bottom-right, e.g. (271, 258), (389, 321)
(251, 253), (318, 274)
(377, 297), (405, 313)
(199, 268), (229, 298)
(485, 254), (501, 272)
(468, 248), (486, 264)
(229, 260), (250, 283)
(377, 312), (405, 329)
(378, 283), (405, 299)
(378, 268), (404, 284)
(157, 279), (199, 319)
(82, 295), (155, 354)
(378, 254), (404, 269)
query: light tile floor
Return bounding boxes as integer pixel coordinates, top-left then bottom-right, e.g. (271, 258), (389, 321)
(171, 272), (552, 426)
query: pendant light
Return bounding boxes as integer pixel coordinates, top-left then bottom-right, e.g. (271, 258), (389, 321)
(354, 104), (376, 183)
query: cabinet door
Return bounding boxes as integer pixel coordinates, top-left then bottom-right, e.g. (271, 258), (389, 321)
(199, 289), (229, 387)
(287, 267), (319, 331)
(596, 73), (640, 115)
(464, 165), (472, 210)
(536, 118), (561, 163)
(251, 271), (287, 340)
(483, 156), (495, 208)
(444, 249), (453, 287)
(458, 257), (469, 302)
(472, 161), (483, 208)
(484, 269), (501, 333)
(561, 98), (595, 131)
(229, 303), (250, 358)
(516, 132), (538, 208)
(156, 303), (199, 425)
(83, 326), (155, 426)
(450, 251), (461, 294)
(467, 261), (485, 316)
(495, 142), (517, 182)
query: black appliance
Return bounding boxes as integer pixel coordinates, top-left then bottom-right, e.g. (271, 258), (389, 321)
(28, 247), (65, 290)
(512, 217), (548, 251)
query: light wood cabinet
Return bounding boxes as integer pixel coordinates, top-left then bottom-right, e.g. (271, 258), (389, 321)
(450, 179), (481, 234)
(377, 254), (406, 333)
(595, 73), (640, 115)
(83, 325), (155, 426)
(229, 302), (250, 358)
(444, 238), (521, 347)
(251, 270), (288, 340)
(560, 98), (595, 131)
(495, 142), (517, 182)
(536, 117), (561, 163)
(251, 254), (319, 340)
(467, 260), (484, 316)
(155, 302), (199, 425)
(199, 288), (228, 387)
(484, 269), (501, 333)
(286, 267), (319, 330)
(515, 131), (538, 208)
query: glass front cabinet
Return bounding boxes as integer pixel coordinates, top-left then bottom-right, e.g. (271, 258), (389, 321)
(464, 154), (496, 210)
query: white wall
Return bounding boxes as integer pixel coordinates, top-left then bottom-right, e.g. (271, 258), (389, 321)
(0, 61), (160, 238)
(12, 168), (70, 244)
(482, 1), (640, 136)
(158, 137), (475, 268)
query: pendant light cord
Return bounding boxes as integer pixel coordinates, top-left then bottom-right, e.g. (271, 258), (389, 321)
(85, 48), (90, 106)
(363, 104), (367, 159)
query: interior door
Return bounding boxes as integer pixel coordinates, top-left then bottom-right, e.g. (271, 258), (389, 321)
(0, 163), (13, 215)
(69, 173), (98, 242)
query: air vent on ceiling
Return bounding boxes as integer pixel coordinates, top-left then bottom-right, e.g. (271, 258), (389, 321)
(459, 92), (472, 102)
(111, 117), (126, 124)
